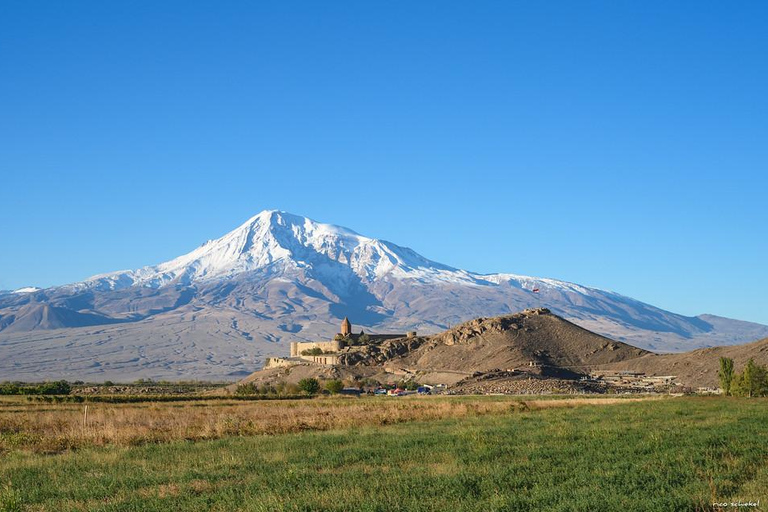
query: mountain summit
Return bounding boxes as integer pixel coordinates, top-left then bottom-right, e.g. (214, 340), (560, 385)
(1, 210), (767, 381)
(76, 210), (466, 292)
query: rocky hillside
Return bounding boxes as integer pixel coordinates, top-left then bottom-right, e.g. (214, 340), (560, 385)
(373, 308), (649, 377)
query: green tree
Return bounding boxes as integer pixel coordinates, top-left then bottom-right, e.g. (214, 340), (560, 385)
(718, 357), (735, 395)
(37, 380), (71, 395)
(325, 379), (344, 394)
(298, 378), (320, 395)
(732, 359), (768, 397)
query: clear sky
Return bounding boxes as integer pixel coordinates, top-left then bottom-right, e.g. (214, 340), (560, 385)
(1, 1), (766, 324)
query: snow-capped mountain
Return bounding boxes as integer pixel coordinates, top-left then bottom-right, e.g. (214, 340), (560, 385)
(1, 210), (766, 382)
(72, 210), (477, 291)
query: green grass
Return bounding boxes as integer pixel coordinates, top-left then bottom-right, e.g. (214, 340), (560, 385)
(1, 397), (766, 511)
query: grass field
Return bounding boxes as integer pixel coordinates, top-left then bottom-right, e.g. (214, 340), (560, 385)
(0, 396), (766, 511)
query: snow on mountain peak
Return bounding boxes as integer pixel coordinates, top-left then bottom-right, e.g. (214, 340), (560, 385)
(70, 210), (477, 292)
(11, 287), (41, 294)
(56, 209), (607, 298)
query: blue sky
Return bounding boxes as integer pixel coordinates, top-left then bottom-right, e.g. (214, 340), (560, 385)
(1, 1), (766, 324)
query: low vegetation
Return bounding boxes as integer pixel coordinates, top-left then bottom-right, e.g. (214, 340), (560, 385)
(0, 381), (71, 396)
(298, 377), (320, 394)
(324, 379), (344, 394)
(234, 380), (302, 396)
(0, 395), (645, 454)
(0, 397), (765, 511)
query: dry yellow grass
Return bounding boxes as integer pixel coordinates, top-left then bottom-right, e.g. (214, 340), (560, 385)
(0, 395), (660, 454)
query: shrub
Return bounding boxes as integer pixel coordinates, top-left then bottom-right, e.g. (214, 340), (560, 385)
(325, 380), (344, 394)
(298, 378), (320, 395)
(37, 381), (71, 395)
(235, 383), (259, 396)
(301, 347), (324, 356)
(0, 383), (21, 395)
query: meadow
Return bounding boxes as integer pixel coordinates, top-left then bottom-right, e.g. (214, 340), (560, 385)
(0, 396), (766, 511)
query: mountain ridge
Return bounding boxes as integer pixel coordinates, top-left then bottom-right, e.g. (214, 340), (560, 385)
(1, 210), (766, 381)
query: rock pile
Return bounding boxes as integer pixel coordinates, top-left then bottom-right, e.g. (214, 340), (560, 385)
(451, 370), (607, 395)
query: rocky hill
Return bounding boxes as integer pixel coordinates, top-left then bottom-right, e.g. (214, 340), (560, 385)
(345, 308), (649, 378)
(233, 309), (652, 391)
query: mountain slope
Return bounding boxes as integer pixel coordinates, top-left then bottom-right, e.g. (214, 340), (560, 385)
(603, 336), (768, 388)
(0, 210), (766, 381)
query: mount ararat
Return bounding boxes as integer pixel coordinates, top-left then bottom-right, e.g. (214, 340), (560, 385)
(1, 210), (766, 381)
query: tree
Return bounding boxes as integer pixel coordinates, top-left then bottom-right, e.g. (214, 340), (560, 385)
(731, 359), (768, 398)
(37, 380), (71, 395)
(718, 357), (735, 395)
(325, 379), (344, 394)
(298, 378), (320, 395)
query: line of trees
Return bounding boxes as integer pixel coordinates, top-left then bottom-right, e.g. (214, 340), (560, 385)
(0, 381), (72, 395)
(718, 357), (768, 397)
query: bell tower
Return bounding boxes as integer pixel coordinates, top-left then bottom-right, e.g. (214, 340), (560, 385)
(341, 317), (351, 336)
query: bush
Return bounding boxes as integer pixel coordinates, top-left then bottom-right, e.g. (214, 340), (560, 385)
(235, 383), (259, 396)
(0, 383), (21, 395)
(325, 380), (344, 394)
(298, 378), (320, 395)
(37, 381), (72, 395)
(301, 347), (324, 356)
(395, 380), (419, 391)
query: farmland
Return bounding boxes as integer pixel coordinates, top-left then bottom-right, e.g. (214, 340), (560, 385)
(0, 396), (766, 511)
